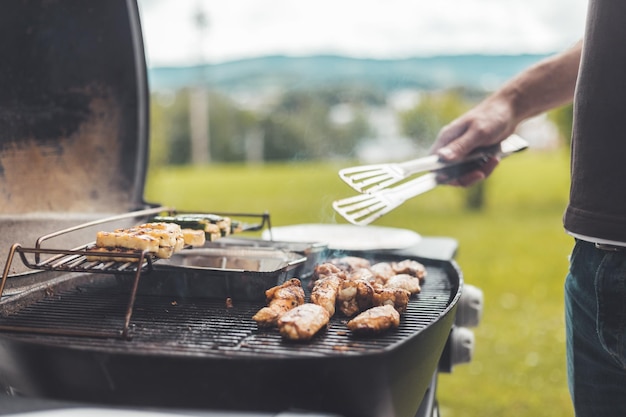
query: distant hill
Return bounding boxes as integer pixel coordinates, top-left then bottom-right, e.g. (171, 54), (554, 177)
(147, 53), (552, 93)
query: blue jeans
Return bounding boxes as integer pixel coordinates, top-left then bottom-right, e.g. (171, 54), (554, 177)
(565, 239), (626, 416)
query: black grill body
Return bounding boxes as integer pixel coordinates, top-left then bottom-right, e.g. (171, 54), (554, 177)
(0, 248), (461, 417)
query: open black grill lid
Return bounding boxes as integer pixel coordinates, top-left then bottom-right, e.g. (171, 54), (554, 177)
(0, 0), (150, 271)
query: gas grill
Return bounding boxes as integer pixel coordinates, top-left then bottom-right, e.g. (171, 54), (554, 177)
(0, 1), (481, 416)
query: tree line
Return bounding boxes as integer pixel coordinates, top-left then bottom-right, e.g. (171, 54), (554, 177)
(148, 85), (573, 169)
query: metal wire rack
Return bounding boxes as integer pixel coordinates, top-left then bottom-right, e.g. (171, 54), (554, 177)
(0, 206), (272, 339)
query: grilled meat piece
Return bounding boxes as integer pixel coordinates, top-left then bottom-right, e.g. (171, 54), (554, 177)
(355, 280), (375, 311)
(313, 263), (347, 281)
(346, 304), (400, 335)
(310, 274), (342, 316)
(391, 260), (427, 281)
(372, 285), (410, 313)
(277, 303), (330, 341)
(337, 279), (374, 317)
(311, 262), (349, 316)
(308, 257), (426, 321)
(252, 278), (305, 327)
(385, 273), (421, 295)
(337, 280), (359, 317)
(347, 267), (376, 283)
(330, 256), (371, 272)
(369, 262), (396, 285)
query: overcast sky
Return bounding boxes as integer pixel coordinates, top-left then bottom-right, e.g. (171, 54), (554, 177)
(137, 0), (588, 68)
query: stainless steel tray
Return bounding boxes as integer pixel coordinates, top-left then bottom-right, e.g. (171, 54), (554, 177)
(138, 247), (308, 301)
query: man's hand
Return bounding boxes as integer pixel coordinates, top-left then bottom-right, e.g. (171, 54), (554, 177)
(430, 95), (517, 186)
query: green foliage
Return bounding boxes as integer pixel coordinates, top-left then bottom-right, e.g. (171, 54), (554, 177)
(400, 90), (476, 148)
(206, 93), (258, 162)
(149, 89), (192, 165)
(145, 148), (574, 417)
(149, 86), (379, 164)
(164, 91), (191, 165)
(261, 88), (372, 160)
(148, 92), (173, 168)
(261, 90), (333, 160)
(465, 182), (485, 210)
(149, 89), (258, 166)
(548, 103), (574, 147)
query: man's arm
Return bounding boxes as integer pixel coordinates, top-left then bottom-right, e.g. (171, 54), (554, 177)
(430, 40), (582, 184)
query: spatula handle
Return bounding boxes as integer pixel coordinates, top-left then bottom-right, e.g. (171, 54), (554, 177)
(397, 134), (528, 177)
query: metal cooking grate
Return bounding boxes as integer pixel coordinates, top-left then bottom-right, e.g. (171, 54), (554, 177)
(0, 208), (277, 339)
(0, 265), (454, 357)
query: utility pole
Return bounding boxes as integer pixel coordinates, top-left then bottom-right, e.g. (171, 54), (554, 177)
(189, 3), (210, 165)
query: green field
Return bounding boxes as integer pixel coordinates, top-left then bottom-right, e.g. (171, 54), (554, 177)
(145, 149), (575, 417)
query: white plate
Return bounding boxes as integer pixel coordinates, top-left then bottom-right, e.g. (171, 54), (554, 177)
(262, 223), (421, 251)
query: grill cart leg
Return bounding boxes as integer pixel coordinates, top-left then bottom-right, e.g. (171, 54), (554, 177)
(414, 372), (439, 417)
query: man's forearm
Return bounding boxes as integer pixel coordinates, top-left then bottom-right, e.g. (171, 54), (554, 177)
(494, 40), (582, 124)
(432, 40), (583, 165)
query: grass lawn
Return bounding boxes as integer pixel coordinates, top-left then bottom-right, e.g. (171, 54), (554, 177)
(145, 148), (574, 417)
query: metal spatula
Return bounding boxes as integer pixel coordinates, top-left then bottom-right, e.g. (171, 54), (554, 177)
(339, 134), (528, 193)
(333, 134), (529, 225)
(333, 158), (487, 226)
(333, 172), (440, 226)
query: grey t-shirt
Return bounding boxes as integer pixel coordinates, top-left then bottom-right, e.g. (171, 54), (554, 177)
(563, 0), (626, 242)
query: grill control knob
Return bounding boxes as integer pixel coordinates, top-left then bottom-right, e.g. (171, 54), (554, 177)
(439, 326), (476, 372)
(455, 284), (483, 327)
(449, 326), (475, 367)
(439, 326), (474, 373)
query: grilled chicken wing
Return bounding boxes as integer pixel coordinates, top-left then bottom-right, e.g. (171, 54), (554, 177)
(391, 260), (427, 281)
(330, 256), (371, 272)
(311, 262), (349, 316)
(309, 257), (425, 322)
(252, 278), (305, 327)
(277, 303), (330, 341)
(313, 263), (347, 280)
(310, 274), (342, 316)
(337, 279), (375, 317)
(369, 262), (396, 285)
(372, 285), (411, 313)
(337, 280), (359, 317)
(385, 273), (421, 295)
(347, 267), (376, 283)
(346, 304), (400, 335)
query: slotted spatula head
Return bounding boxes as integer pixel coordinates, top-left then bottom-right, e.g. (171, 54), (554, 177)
(338, 134), (529, 194)
(338, 163), (411, 194)
(332, 193), (397, 226)
(333, 135), (530, 225)
(338, 154), (441, 194)
(333, 173), (439, 225)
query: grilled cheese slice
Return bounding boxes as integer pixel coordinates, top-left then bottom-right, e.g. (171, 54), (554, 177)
(88, 222), (207, 264)
(182, 228), (206, 246)
(89, 222), (188, 262)
(150, 214), (234, 240)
